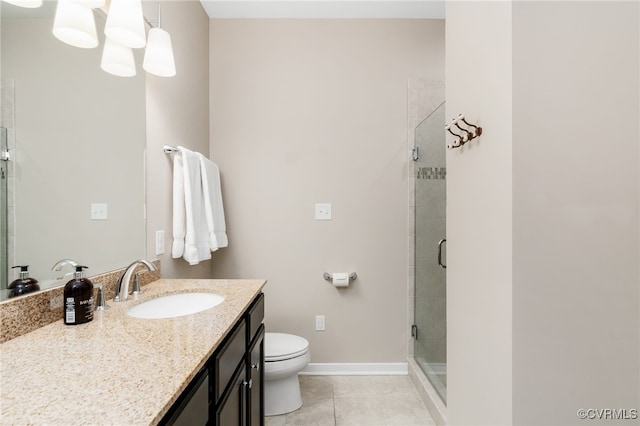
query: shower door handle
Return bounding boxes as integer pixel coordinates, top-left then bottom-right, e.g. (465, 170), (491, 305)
(438, 239), (447, 269)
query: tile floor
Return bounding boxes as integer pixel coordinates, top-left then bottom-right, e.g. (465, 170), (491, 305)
(264, 375), (436, 426)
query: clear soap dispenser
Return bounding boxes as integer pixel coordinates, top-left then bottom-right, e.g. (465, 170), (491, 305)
(8, 265), (40, 298)
(63, 266), (94, 325)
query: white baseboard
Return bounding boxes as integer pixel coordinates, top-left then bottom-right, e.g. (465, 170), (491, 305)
(300, 363), (408, 376)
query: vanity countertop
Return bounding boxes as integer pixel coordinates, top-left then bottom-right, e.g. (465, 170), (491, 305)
(0, 278), (266, 425)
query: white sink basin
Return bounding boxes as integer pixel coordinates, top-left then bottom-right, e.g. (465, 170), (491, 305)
(127, 292), (225, 319)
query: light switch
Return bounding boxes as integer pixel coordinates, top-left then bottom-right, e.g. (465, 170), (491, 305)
(315, 315), (326, 331)
(155, 230), (165, 255)
(315, 203), (332, 220)
(90, 203), (108, 220)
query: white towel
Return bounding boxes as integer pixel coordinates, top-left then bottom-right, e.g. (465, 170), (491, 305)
(174, 146), (211, 265)
(171, 152), (186, 258)
(198, 153), (228, 251)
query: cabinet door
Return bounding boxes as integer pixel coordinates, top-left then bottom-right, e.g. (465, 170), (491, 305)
(215, 320), (247, 402)
(161, 368), (209, 426)
(248, 325), (264, 426)
(216, 363), (248, 426)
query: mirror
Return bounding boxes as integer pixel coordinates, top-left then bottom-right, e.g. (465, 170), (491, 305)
(0, 2), (146, 300)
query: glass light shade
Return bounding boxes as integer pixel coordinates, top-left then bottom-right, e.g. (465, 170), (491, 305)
(52, 0), (98, 49)
(104, 0), (146, 49)
(2, 0), (43, 8)
(143, 28), (176, 77)
(101, 37), (136, 77)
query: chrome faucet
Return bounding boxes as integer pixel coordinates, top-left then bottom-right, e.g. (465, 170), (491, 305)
(114, 259), (157, 302)
(51, 258), (79, 280)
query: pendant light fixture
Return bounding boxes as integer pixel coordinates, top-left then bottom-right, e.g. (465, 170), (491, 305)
(143, 5), (176, 77)
(46, 0), (176, 78)
(104, 0), (146, 49)
(101, 37), (136, 77)
(52, 0), (99, 49)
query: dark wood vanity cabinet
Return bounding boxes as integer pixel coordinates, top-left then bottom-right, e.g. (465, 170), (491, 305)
(161, 292), (265, 426)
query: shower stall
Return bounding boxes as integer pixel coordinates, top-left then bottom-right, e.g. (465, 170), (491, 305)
(0, 127), (7, 290)
(407, 79), (447, 425)
(0, 80), (13, 292)
(410, 97), (447, 408)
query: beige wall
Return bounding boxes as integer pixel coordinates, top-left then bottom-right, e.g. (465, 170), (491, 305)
(446, 2), (513, 424)
(512, 2), (639, 424)
(447, 1), (640, 424)
(146, 0), (212, 279)
(209, 19), (444, 363)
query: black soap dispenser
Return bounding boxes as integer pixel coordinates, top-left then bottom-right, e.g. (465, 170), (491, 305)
(63, 266), (94, 325)
(8, 265), (40, 298)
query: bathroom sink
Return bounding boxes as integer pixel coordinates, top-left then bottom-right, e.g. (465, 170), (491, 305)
(127, 292), (224, 319)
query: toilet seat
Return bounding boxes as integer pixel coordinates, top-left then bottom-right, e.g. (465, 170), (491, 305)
(265, 333), (309, 362)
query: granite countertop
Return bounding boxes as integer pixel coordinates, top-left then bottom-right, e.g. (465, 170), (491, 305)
(0, 278), (266, 425)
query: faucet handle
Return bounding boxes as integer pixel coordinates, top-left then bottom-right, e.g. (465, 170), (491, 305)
(95, 283), (110, 311)
(132, 272), (143, 295)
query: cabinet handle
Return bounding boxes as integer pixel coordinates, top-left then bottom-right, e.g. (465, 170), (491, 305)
(240, 380), (246, 426)
(438, 238), (447, 269)
(251, 363), (260, 371)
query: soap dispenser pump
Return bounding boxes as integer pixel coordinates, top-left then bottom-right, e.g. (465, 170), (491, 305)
(8, 265), (40, 298)
(63, 266), (94, 325)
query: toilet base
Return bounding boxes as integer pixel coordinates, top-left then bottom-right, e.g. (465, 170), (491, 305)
(264, 373), (303, 416)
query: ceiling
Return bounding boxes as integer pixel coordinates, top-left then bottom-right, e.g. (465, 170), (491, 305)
(199, 1), (446, 19)
(0, 1), (444, 20)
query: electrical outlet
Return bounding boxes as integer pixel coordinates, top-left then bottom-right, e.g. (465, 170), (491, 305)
(155, 230), (165, 255)
(50, 295), (63, 310)
(315, 315), (325, 331)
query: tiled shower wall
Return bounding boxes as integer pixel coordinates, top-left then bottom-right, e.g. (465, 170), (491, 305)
(414, 104), (447, 367)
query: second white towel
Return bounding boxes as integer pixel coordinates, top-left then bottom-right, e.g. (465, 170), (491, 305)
(199, 154), (228, 251)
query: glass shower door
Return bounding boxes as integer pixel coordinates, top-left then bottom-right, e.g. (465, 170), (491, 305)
(413, 102), (447, 403)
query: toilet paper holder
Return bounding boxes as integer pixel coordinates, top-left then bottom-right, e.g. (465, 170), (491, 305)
(323, 272), (357, 283)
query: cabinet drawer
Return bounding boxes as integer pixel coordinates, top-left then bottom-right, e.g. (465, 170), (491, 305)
(214, 320), (246, 402)
(247, 293), (264, 344)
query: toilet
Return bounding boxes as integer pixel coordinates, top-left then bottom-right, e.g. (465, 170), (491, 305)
(264, 332), (311, 416)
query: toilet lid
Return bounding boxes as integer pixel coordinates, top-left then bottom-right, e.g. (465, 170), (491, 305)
(265, 333), (310, 361)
